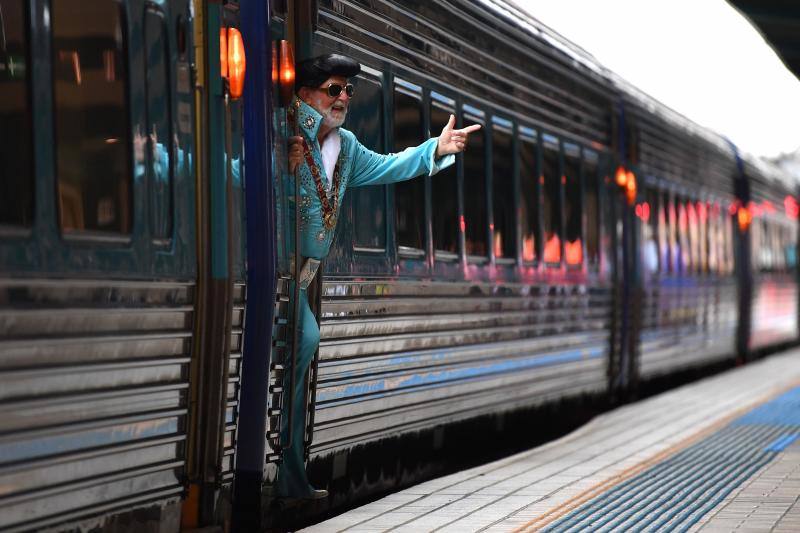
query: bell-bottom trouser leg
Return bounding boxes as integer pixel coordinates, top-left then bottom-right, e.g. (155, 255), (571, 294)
(275, 287), (320, 497)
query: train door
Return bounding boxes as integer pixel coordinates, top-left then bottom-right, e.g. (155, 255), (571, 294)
(0, 0), (196, 529)
(232, 0), (306, 528)
(605, 162), (641, 396)
(181, 0), (248, 529)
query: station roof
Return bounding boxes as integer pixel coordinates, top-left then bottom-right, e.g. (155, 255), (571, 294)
(729, 0), (800, 80)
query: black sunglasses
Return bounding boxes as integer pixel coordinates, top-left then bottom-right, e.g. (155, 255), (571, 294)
(320, 82), (355, 98)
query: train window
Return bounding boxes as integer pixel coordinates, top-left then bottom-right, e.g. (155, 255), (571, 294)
(687, 200), (700, 273)
(583, 153), (599, 267)
(393, 84), (425, 253)
(347, 74), (386, 250)
(783, 224), (797, 270)
(542, 141), (561, 265)
(667, 193), (678, 273)
(785, 224), (797, 270)
(707, 202), (718, 274)
(643, 188), (659, 274)
(53, 0), (132, 235)
(519, 131), (539, 263)
(463, 105), (487, 258)
(724, 209), (735, 275)
(145, 8), (173, 242)
(492, 119), (515, 261)
(0, 0), (33, 228)
(430, 96), (458, 256)
(658, 192), (669, 272)
(677, 199), (691, 272)
(563, 149), (581, 266)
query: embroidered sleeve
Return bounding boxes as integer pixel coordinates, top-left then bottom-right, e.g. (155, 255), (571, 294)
(346, 134), (455, 188)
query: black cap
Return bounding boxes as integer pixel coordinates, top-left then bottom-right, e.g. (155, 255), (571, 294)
(296, 53), (361, 88)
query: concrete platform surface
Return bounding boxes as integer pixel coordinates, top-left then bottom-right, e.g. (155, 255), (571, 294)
(302, 350), (800, 532)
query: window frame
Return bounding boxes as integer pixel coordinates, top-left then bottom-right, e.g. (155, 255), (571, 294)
(462, 103), (488, 264)
(541, 132), (562, 268)
(51, 0), (135, 243)
(430, 91), (459, 263)
(392, 77), (427, 259)
(518, 125), (541, 266)
(0, 0), (35, 236)
(490, 115), (516, 266)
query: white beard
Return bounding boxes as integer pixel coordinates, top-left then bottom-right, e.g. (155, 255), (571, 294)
(308, 93), (347, 129)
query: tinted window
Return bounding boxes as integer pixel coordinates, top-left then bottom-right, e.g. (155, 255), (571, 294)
(668, 194), (678, 273)
(643, 188), (659, 273)
(542, 146), (560, 264)
(564, 154), (581, 266)
(463, 112), (487, 256)
(431, 101), (458, 254)
(145, 9), (172, 241)
(678, 199), (691, 272)
(347, 76), (386, 249)
(584, 157), (599, 266)
(492, 125), (514, 259)
(658, 192), (669, 271)
(54, 0), (132, 234)
(0, 0), (33, 227)
(519, 137), (539, 262)
(394, 89), (425, 251)
(687, 200), (700, 273)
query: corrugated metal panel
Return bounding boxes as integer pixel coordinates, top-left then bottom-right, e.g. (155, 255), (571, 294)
(310, 278), (612, 456)
(750, 275), (798, 350)
(639, 278), (738, 378)
(318, 0), (613, 148)
(0, 279), (193, 531)
(222, 281), (246, 484)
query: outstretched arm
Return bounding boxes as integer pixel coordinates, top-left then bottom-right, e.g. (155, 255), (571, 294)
(436, 114), (481, 157)
(348, 116), (482, 188)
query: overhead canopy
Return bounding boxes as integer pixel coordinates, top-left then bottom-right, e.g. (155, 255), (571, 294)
(729, 0), (800, 80)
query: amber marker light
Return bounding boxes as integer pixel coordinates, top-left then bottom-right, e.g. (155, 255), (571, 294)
(625, 170), (637, 205)
(279, 39), (295, 106)
(219, 28), (229, 79)
(227, 28), (246, 100)
(737, 206), (752, 232)
(271, 41), (278, 86)
(615, 165), (628, 187)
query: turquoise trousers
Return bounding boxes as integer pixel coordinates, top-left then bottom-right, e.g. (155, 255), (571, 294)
(275, 286), (320, 497)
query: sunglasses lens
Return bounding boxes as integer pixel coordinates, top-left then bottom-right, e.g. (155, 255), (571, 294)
(327, 84), (343, 97)
(345, 84), (354, 97)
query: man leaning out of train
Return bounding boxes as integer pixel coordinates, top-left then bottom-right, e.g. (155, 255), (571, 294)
(279, 53), (481, 501)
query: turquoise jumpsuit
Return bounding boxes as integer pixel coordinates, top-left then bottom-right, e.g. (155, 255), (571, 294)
(275, 98), (454, 498)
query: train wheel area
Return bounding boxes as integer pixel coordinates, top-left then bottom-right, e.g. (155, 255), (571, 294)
(300, 348), (800, 532)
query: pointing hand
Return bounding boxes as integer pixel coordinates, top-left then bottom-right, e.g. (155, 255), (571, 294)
(436, 114), (481, 157)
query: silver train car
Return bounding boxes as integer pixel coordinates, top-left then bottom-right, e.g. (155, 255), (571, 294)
(0, 0), (797, 531)
(246, 0), (800, 527)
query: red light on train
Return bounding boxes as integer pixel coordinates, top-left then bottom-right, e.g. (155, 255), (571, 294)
(737, 206), (752, 232)
(785, 196), (799, 219)
(279, 40), (295, 105)
(639, 201), (650, 221)
(271, 41), (278, 85)
(615, 166), (627, 187)
(625, 171), (637, 205)
(219, 27), (246, 100)
(220, 28), (229, 79)
(227, 28), (246, 100)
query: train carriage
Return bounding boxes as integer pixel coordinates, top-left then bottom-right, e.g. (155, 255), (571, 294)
(0, 0), (798, 531)
(0, 0), (247, 529)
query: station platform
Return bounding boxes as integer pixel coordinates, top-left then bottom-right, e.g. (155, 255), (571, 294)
(303, 349), (800, 532)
